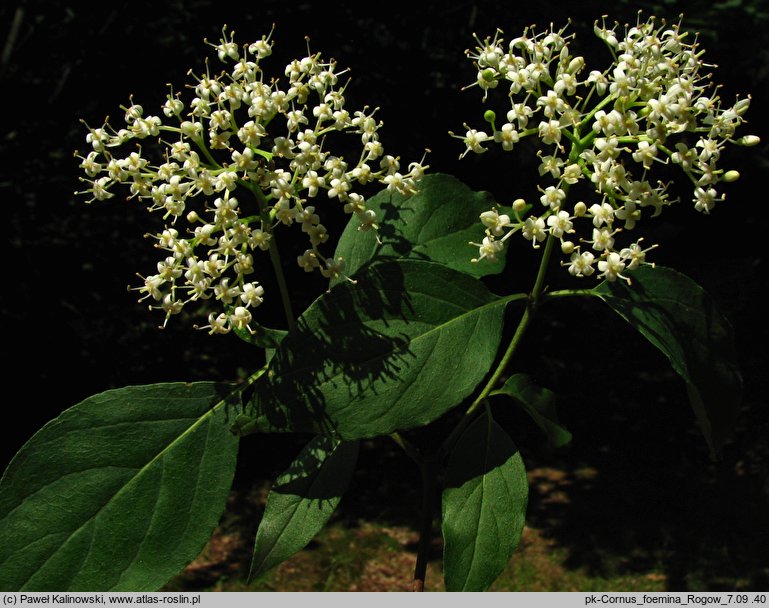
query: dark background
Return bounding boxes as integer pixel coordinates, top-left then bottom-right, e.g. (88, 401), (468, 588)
(2, 0), (768, 590)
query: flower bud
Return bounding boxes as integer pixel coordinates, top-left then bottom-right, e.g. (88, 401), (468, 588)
(737, 135), (760, 146)
(574, 201), (587, 216)
(567, 56), (585, 74)
(723, 170), (740, 183)
(512, 198), (527, 214)
(483, 110), (496, 124)
(561, 240), (575, 254)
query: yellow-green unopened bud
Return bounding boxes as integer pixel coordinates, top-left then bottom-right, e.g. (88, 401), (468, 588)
(187, 210), (200, 223)
(484, 109), (496, 124)
(574, 201), (587, 216)
(737, 135), (761, 146)
(561, 240), (575, 254)
(567, 57), (585, 74)
(723, 170), (740, 182)
(512, 198), (527, 213)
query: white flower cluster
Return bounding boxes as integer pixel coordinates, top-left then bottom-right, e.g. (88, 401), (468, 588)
(77, 27), (425, 333)
(457, 15), (759, 282)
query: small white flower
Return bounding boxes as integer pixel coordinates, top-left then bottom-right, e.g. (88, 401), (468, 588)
(86, 127), (109, 152)
(328, 177), (350, 199)
(232, 148), (259, 172)
(615, 201), (641, 230)
(537, 90), (566, 118)
(546, 210), (574, 239)
(383, 172), (406, 193)
(693, 187), (720, 213)
(591, 227), (615, 252)
(302, 171), (325, 197)
(471, 236), (505, 263)
(538, 155), (564, 178)
(632, 140), (658, 169)
(214, 278), (240, 304)
(357, 209), (379, 232)
(522, 217), (547, 247)
(620, 240), (655, 270)
(230, 306), (253, 331)
(540, 186), (566, 210)
(460, 128), (489, 157)
(344, 193), (367, 214)
(567, 251), (595, 277)
(480, 209), (512, 236)
(598, 252), (629, 282)
(493, 123), (519, 151)
(305, 223), (329, 246)
(538, 120), (562, 145)
(240, 282), (265, 307)
(250, 230), (271, 251)
(562, 163), (582, 184)
(205, 312), (231, 335)
(79, 152), (101, 177)
(91, 177), (114, 201)
(321, 256), (346, 279)
(507, 103), (533, 128)
(161, 294), (183, 317)
(589, 202), (614, 227)
(297, 250), (320, 272)
(587, 70), (608, 95)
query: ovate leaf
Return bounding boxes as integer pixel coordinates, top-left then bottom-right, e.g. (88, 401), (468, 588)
(236, 260), (523, 440)
(333, 173), (509, 281)
(0, 383), (240, 591)
(442, 409), (528, 591)
(593, 266), (742, 459)
(491, 373), (572, 447)
(250, 436), (358, 578)
(231, 319), (288, 352)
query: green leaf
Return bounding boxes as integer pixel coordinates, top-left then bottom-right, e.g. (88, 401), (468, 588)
(333, 173), (509, 282)
(442, 409), (528, 592)
(231, 320), (288, 352)
(491, 373), (572, 447)
(250, 436), (358, 578)
(230, 322), (287, 364)
(593, 266), (742, 459)
(236, 260), (522, 440)
(0, 382), (240, 591)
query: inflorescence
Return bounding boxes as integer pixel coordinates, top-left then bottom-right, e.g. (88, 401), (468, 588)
(457, 15), (759, 282)
(76, 27), (426, 333)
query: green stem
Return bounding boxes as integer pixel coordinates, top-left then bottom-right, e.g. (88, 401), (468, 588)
(412, 456), (436, 592)
(390, 431), (421, 464)
(438, 235), (557, 458)
(243, 362), (270, 387)
(266, 227), (296, 332)
(389, 430), (432, 591)
(577, 93), (616, 132)
(409, 242), (555, 589)
(531, 232), (556, 296)
(249, 184), (297, 332)
(542, 288), (597, 300)
(390, 431), (433, 591)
